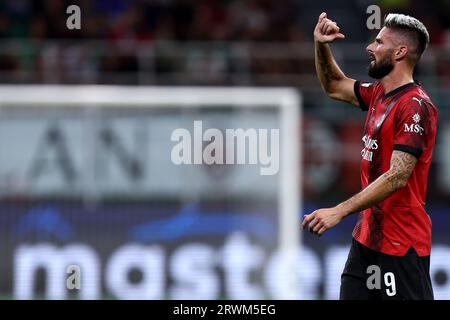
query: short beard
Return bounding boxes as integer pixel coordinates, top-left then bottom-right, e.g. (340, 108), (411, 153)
(368, 54), (394, 79)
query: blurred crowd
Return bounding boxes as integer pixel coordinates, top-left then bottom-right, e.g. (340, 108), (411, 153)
(0, 0), (308, 42)
(0, 0), (449, 43)
(0, 0), (449, 89)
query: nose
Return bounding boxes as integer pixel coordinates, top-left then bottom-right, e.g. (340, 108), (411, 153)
(366, 42), (374, 54)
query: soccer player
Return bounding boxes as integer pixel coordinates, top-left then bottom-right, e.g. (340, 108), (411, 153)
(302, 12), (437, 300)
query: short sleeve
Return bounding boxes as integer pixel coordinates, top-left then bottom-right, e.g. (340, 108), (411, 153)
(354, 81), (376, 111)
(393, 97), (433, 159)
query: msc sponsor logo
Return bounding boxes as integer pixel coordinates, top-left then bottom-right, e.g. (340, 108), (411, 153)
(404, 113), (424, 135)
(404, 123), (424, 135)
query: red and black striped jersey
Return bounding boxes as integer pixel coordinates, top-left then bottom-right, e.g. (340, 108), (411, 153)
(352, 81), (438, 256)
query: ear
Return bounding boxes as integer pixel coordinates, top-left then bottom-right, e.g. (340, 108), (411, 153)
(394, 45), (408, 61)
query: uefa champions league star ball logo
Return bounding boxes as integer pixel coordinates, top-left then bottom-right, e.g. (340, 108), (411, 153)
(412, 113), (421, 124)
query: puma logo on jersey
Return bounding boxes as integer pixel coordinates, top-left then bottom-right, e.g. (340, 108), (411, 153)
(412, 97), (423, 106)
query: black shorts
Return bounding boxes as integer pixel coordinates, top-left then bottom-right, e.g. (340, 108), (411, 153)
(340, 238), (434, 300)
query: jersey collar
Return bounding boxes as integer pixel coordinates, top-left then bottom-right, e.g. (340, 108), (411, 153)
(383, 82), (416, 99)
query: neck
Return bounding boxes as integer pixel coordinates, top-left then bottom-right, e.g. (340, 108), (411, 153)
(380, 66), (414, 94)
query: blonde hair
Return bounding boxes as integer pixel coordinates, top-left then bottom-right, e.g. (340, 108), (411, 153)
(384, 13), (430, 62)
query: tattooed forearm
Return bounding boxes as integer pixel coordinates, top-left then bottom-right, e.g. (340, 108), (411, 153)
(334, 150), (417, 218)
(316, 45), (331, 88)
(315, 42), (345, 93)
(314, 42), (359, 105)
(385, 150), (417, 192)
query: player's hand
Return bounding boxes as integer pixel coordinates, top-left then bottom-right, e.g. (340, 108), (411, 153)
(301, 207), (344, 236)
(314, 12), (345, 44)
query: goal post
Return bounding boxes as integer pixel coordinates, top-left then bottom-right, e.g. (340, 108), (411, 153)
(0, 85), (302, 300)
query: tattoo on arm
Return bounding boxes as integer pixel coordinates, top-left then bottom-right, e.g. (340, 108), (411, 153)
(314, 43), (358, 105)
(385, 150), (417, 191)
(335, 150), (417, 217)
(316, 45), (331, 84)
(315, 44), (340, 91)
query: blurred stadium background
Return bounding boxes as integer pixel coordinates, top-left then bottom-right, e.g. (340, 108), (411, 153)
(0, 0), (449, 300)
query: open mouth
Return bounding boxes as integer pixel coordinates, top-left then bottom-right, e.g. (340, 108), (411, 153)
(369, 54), (376, 62)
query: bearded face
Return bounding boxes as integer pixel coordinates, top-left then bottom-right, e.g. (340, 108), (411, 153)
(367, 49), (395, 79)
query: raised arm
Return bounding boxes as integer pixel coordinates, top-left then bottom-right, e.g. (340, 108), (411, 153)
(314, 12), (359, 106)
(302, 150), (417, 235)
